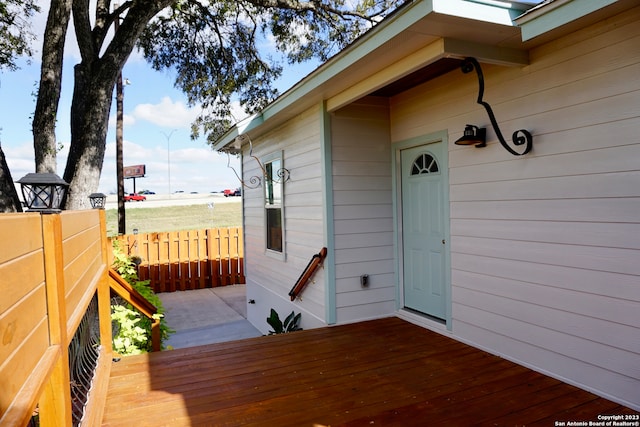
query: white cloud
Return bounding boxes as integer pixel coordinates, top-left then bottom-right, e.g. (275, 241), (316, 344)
(99, 139), (240, 195)
(132, 96), (199, 128)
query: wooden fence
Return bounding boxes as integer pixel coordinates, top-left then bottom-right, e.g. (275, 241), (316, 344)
(0, 209), (112, 427)
(110, 227), (245, 293)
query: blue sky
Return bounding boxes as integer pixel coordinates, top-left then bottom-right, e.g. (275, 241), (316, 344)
(0, 6), (318, 195)
(1, 1), (543, 196)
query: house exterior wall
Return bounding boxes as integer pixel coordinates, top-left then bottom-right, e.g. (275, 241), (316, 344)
(390, 6), (640, 409)
(243, 105), (328, 334)
(330, 97), (397, 323)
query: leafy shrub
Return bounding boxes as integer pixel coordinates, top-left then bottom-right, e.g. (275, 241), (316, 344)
(111, 241), (173, 354)
(267, 309), (302, 334)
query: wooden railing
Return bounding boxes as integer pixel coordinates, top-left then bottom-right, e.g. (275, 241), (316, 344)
(0, 209), (112, 427)
(289, 247), (327, 301)
(110, 227), (245, 293)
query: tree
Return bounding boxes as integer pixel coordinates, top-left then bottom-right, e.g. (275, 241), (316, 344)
(3, 0), (404, 211)
(0, 0), (40, 212)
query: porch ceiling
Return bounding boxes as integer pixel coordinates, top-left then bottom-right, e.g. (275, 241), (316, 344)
(102, 317), (634, 426)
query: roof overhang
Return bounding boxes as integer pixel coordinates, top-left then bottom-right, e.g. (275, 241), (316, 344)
(516, 0), (638, 42)
(214, 0), (535, 152)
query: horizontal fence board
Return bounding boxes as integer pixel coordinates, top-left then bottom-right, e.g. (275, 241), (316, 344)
(0, 213), (42, 264)
(60, 210), (100, 240)
(0, 251), (44, 314)
(0, 284), (47, 371)
(111, 227), (245, 293)
(0, 316), (49, 415)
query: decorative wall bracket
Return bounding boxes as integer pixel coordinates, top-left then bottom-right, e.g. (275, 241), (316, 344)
(460, 57), (533, 156)
(226, 134), (291, 189)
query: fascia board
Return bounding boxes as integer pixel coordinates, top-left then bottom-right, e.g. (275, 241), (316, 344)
(516, 0), (619, 41)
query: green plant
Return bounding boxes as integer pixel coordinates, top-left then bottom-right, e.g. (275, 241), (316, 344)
(266, 309), (302, 334)
(111, 241), (173, 353)
(111, 305), (149, 355)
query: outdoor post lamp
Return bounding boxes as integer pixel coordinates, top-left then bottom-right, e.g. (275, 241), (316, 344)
(454, 124), (486, 148)
(89, 192), (107, 209)
(17, 172), (69, 213)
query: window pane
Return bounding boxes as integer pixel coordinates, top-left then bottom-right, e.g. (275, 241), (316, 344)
(266, 208), (282, 252)
(265, 159), (282, 205)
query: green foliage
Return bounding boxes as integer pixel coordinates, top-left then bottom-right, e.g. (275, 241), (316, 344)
(267, 309), (302, 335)
(112, 240), (138, 283)
(111, 241), (173, 354)
(137, 0), (405, 143)
(111, 305), (149, 355)
(0, 0), (39, 71)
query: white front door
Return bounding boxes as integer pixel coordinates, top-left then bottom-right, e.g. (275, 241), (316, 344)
(400, 142), (447, 320)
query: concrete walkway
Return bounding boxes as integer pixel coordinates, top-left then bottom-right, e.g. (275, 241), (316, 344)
(158, 285), (261, 349)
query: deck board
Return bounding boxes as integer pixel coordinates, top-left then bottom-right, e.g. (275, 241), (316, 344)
(102, 317), (635, 426)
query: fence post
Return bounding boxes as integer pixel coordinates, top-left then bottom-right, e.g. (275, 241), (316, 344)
(97, 209), (113, 353)
(38, 213), (72, 427)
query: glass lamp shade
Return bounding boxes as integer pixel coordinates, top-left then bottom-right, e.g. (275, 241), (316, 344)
(89, 193), (107, 209)
(17, 173), (69, 212)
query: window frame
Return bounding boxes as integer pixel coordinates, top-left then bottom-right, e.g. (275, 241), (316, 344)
(263, 151), (285, 260)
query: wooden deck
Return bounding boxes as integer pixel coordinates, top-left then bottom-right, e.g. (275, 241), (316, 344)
(102, 317), (635, 426)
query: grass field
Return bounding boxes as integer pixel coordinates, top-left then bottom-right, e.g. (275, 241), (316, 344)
(105, 202), (242, 236)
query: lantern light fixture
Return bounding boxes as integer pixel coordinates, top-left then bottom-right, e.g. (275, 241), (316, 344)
(455, 124), (486, 147)
(16, 172), (69, 213)
(88, 192), (107, 209)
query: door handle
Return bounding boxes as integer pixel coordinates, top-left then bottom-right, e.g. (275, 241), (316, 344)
(442, 239), (446, 244)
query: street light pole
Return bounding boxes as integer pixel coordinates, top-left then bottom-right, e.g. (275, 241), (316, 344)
(161, 130), (177, 195)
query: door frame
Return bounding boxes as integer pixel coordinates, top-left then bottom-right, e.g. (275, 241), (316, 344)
(392, 130), (452, 330)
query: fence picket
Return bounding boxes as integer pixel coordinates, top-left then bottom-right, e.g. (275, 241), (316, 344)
(110, 227), (244, 292)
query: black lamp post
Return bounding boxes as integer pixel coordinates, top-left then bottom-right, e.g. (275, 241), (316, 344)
(88, 192), (107, 209)
(16, 172), (69, 213)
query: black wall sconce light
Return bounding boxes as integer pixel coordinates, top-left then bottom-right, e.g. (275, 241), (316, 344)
(456, 57), (533, 156)
(455, 124), (486, 148)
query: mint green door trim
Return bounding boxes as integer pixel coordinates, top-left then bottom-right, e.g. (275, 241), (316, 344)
(320, 101), (337, 325)
(391, 130), (452, 330)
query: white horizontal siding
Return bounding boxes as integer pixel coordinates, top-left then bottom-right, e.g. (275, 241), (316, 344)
(331, 97), (396, 324)
(388, 6), (640, 409)
(242, 105), (327, 328)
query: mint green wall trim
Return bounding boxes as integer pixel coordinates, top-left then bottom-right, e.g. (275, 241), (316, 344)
(391, 130), (452, 330)
(320, 102), (337, 325)
(518, 0), (618, 41)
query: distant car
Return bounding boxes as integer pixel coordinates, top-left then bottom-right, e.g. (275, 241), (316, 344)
(124, 193), (146, 202)
(138, 190), (155, 195)
(223, 188), (241, 197)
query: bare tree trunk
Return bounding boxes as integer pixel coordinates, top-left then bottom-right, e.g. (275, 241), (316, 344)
(0, 144), (23, 212)
(32, 0), (72, 173)
(63, 62), (116, 210)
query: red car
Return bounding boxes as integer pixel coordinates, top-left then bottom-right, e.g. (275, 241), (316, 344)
(124, 193), (146, 202)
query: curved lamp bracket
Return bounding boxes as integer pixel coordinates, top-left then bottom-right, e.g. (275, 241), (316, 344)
(461, 57), (533, 156)
(226, 135), (291, 189)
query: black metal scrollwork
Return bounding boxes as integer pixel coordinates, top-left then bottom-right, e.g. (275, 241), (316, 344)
(461, 57), (533, 156)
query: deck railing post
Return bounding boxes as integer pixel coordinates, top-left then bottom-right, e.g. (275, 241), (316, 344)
(38, 213), (73, 427)
(97, 209), (113, 353)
